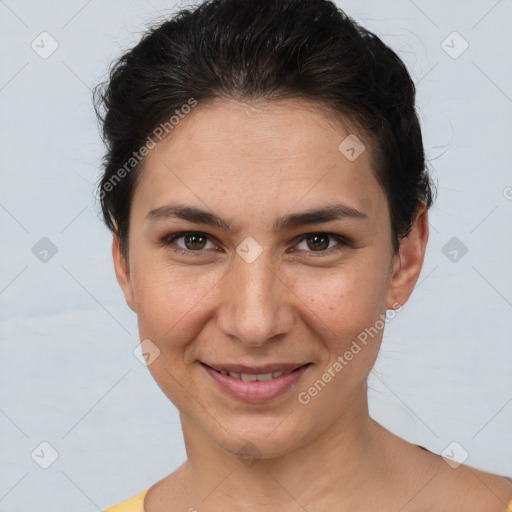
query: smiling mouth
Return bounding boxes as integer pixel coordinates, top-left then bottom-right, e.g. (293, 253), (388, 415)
(200, 362), (312, 382)
(200, 361), (313, 403)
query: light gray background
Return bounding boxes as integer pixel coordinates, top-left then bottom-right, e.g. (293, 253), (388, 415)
(1, 0), (511, 510)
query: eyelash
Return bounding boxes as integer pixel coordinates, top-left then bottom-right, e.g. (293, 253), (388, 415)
(159, 231), (350, 257)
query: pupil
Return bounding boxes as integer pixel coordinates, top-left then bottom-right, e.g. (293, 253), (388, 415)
(308, 234), (328, 251)
(186, 233), (206, 250)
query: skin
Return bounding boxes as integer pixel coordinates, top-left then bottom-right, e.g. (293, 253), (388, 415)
(112, 98), (512, 511)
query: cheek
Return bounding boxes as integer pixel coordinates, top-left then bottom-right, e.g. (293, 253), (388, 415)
(293, 266), (388, 408)
(130, 257), (223, 347)
(291, 257), (390, 341)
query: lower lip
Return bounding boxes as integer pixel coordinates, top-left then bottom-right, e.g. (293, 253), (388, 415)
(201, 363), (311, 403)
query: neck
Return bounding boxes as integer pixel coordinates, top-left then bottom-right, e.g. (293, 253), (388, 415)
(178, 382), (391, 511)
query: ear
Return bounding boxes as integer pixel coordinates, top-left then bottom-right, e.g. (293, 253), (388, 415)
(386, 203), (429, 310)
(112, 234), (136, 312)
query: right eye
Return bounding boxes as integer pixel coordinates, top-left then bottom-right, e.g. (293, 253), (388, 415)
(160, 231), (218, 256)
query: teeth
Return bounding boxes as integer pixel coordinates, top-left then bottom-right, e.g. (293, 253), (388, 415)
(209, 364), (304, 381)
(256, 372), (273, 381)
(224, 370), (289, 381)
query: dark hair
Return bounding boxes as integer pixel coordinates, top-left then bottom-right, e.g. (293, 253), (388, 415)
(93, 0), (436, 259)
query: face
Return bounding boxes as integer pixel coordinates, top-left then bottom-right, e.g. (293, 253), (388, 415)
(113, 98), (427, 459)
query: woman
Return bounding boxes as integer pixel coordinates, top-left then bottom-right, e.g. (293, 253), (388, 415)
(94, 0), (512, 510)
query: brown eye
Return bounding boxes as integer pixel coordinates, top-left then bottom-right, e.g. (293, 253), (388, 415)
(161, 231), (216, 255)
(161, 231), (348, 258)
(305, 233), (330, 251)
(295, 233), (347, 254)
(183, 232), (207, 250)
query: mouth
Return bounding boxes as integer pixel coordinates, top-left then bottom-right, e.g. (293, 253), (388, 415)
(201, 362), (311, 381)
(200, 361), (313, 402)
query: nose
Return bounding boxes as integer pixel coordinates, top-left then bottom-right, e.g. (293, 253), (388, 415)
(216, 250), (294, 347)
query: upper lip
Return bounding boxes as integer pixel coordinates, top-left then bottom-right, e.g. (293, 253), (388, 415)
(201, 362), (311, 374)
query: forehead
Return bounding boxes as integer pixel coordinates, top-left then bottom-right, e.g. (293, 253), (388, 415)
(133, 98), (386, 225)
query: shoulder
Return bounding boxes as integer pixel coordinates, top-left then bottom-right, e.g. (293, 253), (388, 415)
(389, 438), (512, 512)
(431, 462), (512, 511)
(103, 488), (149, 512)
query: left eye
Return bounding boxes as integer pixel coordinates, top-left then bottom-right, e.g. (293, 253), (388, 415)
(295, 233), (347, 253)
(160, 231), (348, 256)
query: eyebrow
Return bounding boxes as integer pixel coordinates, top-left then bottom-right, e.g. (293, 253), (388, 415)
(145, 203), (369, 233)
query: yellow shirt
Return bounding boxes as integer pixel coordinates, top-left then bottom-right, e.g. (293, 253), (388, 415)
(103, 489), (512, 512)
(103, 488), (148, 512)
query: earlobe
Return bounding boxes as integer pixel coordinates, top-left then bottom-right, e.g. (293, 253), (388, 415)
(112, 234), (136, 312)
(386, 204), (429, 310)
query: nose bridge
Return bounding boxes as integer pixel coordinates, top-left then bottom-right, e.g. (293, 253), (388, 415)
(217, 250), (292, 346)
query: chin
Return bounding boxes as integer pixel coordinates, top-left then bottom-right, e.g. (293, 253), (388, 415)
(210, 413), (315, 462)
